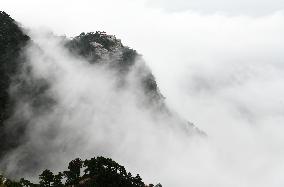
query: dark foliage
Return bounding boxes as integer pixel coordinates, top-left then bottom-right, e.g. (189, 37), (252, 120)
(65, 31), (161, 97)
(52, 173), (63, 187)
(0, 11), (55, 160)
(0, 11), (29, 121)
(117, 47), (138, 73)
(63, 158), (83, 185)
(0, 11), (30, 156)
(83, 156), (145, 187)
(66, 31), (120, 63)
(66, 31), (138, 70)
(0, 156), (161, 187)
(39, 170), (54, 187)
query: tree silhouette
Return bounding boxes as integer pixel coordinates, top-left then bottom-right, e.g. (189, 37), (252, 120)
(52, 172), (63, 187)
(0, 155), (159, 187)
(39, 169), (54, 187)
(83, 156), (145, 187)
(63, 158), (83, 185)
(19, 178), (33, 187)
(3, 179), (22, 187)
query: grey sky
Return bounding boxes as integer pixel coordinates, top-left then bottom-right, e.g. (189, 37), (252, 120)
(147, 0), (284, 16)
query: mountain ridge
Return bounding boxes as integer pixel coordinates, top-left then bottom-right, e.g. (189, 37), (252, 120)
(0, 11), (202, 186)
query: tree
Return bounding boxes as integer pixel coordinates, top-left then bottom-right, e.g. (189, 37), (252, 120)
(132, 174), (144, 187)
(0, 156), (157, 187)
(19, 178), (33, 187)
(39, 169), (54, 187)
(3, 179), (22, 187)
(0, 175), (5, 186)
(52, 172), (63, 187)
(63, 158), (82, 186)
(154, 183), (162, 187)
(83, 156), (145, 187)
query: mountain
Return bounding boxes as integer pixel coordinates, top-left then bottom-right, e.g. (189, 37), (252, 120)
(0, 11), (30, 155)
(0, 11), (202, 186)
(0, 11), (165, 158)
(65, 31), (164, 106)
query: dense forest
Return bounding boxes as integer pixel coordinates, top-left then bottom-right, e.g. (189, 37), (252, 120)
(0, 156), (162, 187)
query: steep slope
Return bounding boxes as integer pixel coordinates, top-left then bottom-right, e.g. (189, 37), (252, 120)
(65, 31), (164, 107)
(0, 11), (30, 156)
(0, 11), (202, 181)
(0, 12), (165, 159)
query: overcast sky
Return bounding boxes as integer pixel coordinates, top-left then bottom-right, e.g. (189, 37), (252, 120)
(2, 0), (284, 37)
(147, 0), (284, 15)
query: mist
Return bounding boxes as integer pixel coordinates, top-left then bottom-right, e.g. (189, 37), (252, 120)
(1, 29), (199, 185)
(1, 0), (284, 186)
